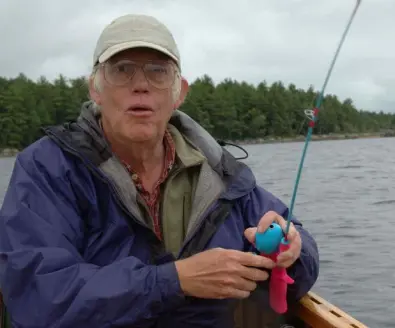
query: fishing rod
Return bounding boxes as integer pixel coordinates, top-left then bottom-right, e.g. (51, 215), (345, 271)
(255, 0), (363, 314)
(284, 0), (362, 236)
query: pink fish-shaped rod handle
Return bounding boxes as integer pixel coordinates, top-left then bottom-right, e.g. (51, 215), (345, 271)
(261, 241), (294, 314)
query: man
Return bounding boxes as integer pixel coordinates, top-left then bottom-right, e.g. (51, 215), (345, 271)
(0, 14), (319, 328)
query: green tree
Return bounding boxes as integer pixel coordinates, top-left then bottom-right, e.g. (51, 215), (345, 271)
(0, 72), (393, 150)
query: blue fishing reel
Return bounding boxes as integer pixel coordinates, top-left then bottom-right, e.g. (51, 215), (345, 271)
(255, 223), (285, 255)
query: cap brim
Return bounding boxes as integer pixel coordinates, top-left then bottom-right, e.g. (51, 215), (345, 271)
(98, 41), (179, 65)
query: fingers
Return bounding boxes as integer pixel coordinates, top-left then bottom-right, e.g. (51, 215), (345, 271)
(277, 226), (302, 267)
(276, 218), (297, 242)
(245, 211), (288, 243)
(202, 249), (272, 300)
(220, 275), (262, 299)
(243, 227), (257, 245)
(244, 210), (303, 269)
(226, 249), (275, 269)
(277, 249), (297, 267)
(226, 289), (251, 299)
(257, 210), (298, 243)
(238, 265), (269, 282)
(234, 276), (257, 292)
(257, 211), (280, 233)
(257, 210), (293, 233)
(274, 213), (287, 230)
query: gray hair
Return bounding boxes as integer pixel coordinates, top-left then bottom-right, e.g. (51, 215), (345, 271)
(89, 64), (182, 109)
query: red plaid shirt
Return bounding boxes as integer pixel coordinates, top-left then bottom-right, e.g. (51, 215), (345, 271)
(121, 130), (176, 240)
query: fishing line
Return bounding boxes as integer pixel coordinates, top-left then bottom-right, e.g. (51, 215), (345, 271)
(284, 0), (363, 237)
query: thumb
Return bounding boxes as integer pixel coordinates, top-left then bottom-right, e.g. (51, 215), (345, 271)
(244, 227), (257, 245)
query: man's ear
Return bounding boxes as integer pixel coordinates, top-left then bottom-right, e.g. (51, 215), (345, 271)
(174, 77), (189, 109)
(88, 73), (102, 105)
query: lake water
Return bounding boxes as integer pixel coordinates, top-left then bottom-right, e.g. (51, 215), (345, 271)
(1, 137), (394, 327)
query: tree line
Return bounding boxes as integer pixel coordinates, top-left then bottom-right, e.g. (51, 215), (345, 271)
(0, 73), (394, 150)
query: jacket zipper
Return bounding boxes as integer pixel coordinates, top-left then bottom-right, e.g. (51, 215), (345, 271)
(177, 198), (221, 259)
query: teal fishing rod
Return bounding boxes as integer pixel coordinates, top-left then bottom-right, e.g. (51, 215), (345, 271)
(284, 0), (363, 236)
(254, 0), (363, 314)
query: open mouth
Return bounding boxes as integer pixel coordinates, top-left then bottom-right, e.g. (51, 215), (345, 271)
(126, 106), (154, 116)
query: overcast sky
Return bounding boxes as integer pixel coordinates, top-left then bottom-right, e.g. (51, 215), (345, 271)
(1, 0), (394, 113)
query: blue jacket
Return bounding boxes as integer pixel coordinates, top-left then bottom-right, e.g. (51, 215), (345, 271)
(0, 102), (319, 327)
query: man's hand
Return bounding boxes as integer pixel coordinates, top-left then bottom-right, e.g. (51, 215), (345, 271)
(244, 211), (302, 268)
(175, 248), (275, 299)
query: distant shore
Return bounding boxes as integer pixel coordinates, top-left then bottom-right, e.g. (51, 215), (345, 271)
(0, 148), (19, 158)
(230, 131), (394, 145)
(1, 132), (394, 158)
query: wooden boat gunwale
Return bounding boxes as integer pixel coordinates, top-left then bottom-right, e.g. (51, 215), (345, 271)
(295, 291), (368, 328)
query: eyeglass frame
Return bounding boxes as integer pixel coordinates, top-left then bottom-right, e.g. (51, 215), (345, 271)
(93, 58), (180, 90)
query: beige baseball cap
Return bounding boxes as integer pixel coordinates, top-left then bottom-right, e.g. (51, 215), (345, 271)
(93, 14), (181, 68)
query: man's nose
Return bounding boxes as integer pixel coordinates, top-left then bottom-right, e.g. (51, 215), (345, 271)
(129, 67), (149, 93)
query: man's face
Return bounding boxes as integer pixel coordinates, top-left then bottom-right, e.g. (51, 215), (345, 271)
(90, 48), (188, 145)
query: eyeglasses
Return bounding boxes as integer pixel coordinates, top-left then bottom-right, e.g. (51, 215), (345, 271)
(101, 59), (177, 90)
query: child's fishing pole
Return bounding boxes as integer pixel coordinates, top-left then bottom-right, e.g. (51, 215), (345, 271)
(255, 0), (363, 314)
(284, 0), (363, 236)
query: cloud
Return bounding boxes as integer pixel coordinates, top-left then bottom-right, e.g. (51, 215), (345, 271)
(0, 0), (394, 112)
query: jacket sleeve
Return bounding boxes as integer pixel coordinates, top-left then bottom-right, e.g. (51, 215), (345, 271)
(243, 185), (319, 302)
(0, 153), (185, 328)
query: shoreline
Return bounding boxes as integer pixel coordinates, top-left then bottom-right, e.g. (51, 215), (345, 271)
(1, 132), (394, 158)
(230, 132), (394, 145)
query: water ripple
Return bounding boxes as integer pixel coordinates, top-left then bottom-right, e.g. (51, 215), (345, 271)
(242, 137), (395, 327)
